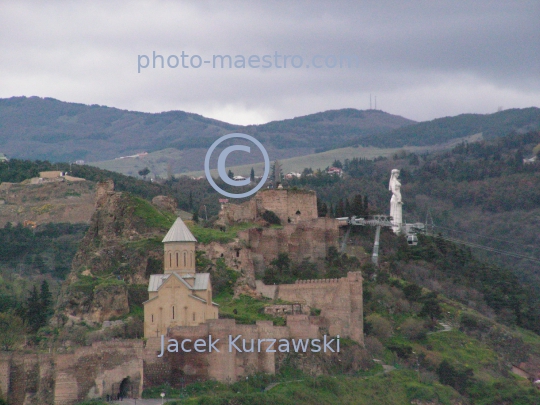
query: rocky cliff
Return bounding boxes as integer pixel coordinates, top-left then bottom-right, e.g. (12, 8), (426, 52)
(55, 181), (176, 324)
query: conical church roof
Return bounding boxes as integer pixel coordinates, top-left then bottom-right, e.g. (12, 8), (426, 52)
(162, 217), (197, 243)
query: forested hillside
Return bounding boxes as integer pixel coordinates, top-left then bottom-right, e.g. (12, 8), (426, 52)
(0, 97), (412, 163)
(352, 107), (540, 148)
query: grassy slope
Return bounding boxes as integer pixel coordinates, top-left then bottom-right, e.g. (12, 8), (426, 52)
(92, 133), (483, 179)
(136, 285), (540, 404)
(176, 133), (482, 179)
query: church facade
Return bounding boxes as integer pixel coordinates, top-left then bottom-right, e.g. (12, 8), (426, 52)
(143, 217), (218, 338)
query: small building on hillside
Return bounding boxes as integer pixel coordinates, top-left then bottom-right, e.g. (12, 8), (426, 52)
(40, 171), (66, 179)
(143, 217), (218, 338)
(326, 167), (343, 176)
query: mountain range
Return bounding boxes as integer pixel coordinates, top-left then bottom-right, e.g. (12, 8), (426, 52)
(0, 96), (413, 164)
(1, 97), (539, 177)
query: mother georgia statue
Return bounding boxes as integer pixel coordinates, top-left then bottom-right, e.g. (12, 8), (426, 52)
(389, 169), (403, 233)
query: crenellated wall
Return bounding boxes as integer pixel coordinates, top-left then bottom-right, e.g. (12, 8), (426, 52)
(256, 272), (364, 344)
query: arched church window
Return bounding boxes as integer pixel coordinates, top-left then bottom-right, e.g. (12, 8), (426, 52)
(169, 253), (172, 267)
(176, 252), (179, 267)
(172, 306), (175, 319)
(192, 312), (196, 321)
(184, 252), (187, 267)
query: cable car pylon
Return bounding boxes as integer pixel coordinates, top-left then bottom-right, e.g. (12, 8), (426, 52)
(338, 215), (423, 266)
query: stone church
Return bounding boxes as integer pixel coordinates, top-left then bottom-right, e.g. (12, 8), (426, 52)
(143, 217), (218, 338)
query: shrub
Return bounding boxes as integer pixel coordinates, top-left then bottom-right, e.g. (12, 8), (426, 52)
(403, 284), (423, 302)
(261, 210), (281, 225)
(400, 318), (427, 341)
(365, 314), (393, 341)
(437, 360), (474, 394)
(364, 336), (384, 356)
(387, 343), (413, 359)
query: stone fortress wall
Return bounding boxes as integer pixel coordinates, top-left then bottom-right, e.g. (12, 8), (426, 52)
(256, 271), (364, 343)
(240, 216), (338, 268)
(0, 188), (362, 404)
(0, 341), (143, 405)
(215, 189), (339, 272)
(218, 189), (318, 225)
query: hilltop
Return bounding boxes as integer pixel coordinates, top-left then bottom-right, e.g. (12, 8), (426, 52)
(0, 97), (413, 166)
(0, 158), (539, 403)
(355, 107), (540, 148)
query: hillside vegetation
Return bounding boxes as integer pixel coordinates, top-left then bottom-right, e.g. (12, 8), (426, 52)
(138, 230), (540, 404)
(0, 97), (412, 166)
(355, 107), (540, 148)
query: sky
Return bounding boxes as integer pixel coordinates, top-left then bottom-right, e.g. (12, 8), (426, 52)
(1, 0), (539, 125)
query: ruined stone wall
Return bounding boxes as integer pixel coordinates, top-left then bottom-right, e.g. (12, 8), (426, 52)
(0, 341), (143, 405)
(219, 199), (257, 224)
(257, 272), (364, 344)
(240, 217), (339, 268)
(54, 340), (144, 405)
(148, 318), (316, 385)
(257, 190), (317, 224)
(219, 189), (318, 226)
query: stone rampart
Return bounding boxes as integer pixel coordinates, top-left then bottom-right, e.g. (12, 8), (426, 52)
(239, 217), (339, 268)
(256, 272), (363, 344)
(219, 189), (318, 226)
(0, 341), (144, 405)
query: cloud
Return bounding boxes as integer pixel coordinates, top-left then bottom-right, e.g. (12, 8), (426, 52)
(0, 0), (538, 124)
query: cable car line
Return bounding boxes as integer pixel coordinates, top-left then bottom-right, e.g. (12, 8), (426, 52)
(433, 225), (540, 250)
(434, 235), (540, 265)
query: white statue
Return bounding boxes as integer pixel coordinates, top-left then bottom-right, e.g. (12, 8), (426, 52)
(389, 169), (403, 233)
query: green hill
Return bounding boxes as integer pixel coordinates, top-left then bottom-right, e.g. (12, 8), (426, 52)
(355, 107), (540, 148)
(0, 97), (413, 166)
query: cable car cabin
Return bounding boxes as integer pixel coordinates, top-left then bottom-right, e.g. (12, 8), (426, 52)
(407, 234), (418, 246)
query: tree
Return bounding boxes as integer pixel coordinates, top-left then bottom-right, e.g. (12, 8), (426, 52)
(345, 198), (351, 217)
(263, 253), (292, 284)
(33, 255), (47, 273)
(26, 286), (42, 332)
(437, 360), (473, 394)
(271, 160), (282, 187)
(227, 169), (234, 179)
(331, 159), (343, 169)
(320, 203), (328, 217)
(403, 284), (423, 302)
(420, 294), (442, 321)
(40, 280), (52, 318)
(0, 312), (25, 350)
(138, 167), (150, 180)
(250, 167), (255, 182)
(261, 210), (281, 225)
(335, 199), (345, 217)
(351, 194), (365, 217)
(192, 211), (199, 223)
(363, 195), (369, 215)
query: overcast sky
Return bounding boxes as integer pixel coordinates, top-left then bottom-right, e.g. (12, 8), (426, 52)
(1, 1), (539, 125)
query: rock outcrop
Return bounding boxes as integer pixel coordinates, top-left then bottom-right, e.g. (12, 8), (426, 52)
(55, 181), (174, 324)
